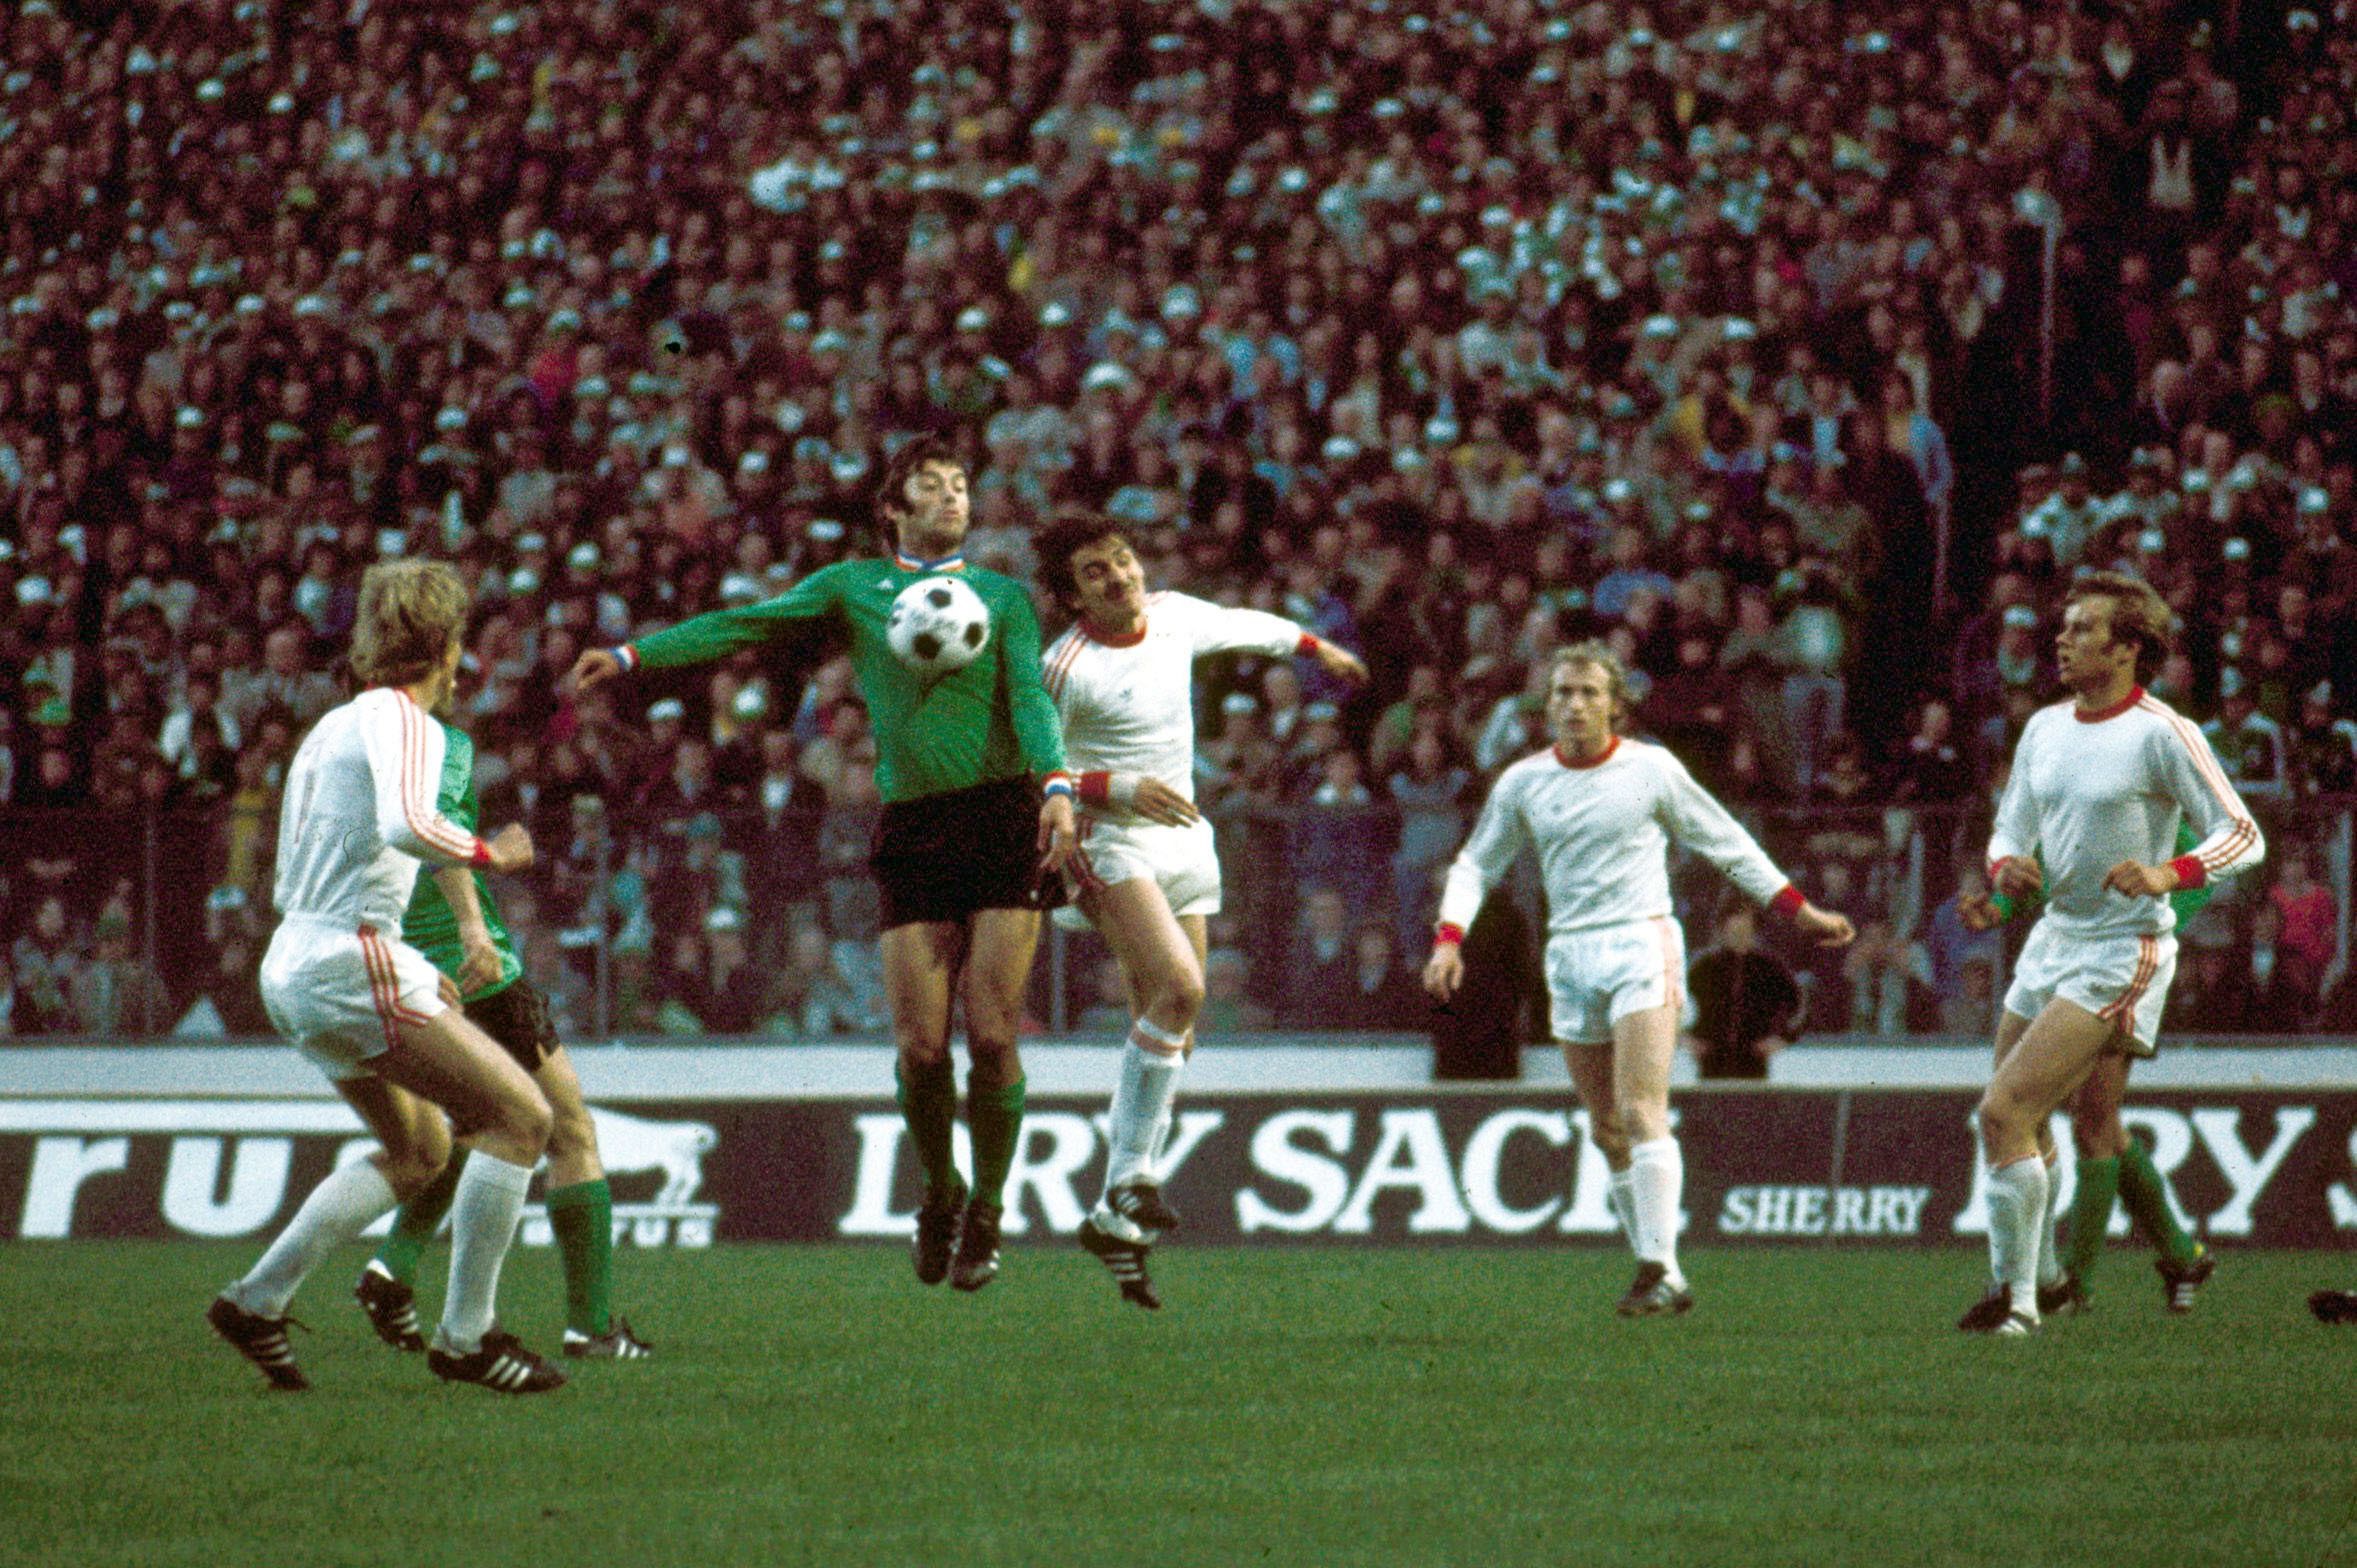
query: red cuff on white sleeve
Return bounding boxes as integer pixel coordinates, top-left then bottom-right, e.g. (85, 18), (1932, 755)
(2168, 855), (2208, 890)
(470, 839), (494, 869)
(1434, 923), (1466, 947)
(1295, 633), (1321, 656)
(1079, 771), (1113, 807)
(1769, 885), (1806, 918)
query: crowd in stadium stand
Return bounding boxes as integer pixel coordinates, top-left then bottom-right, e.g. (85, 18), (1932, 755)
(1, 0), (2354, 1039)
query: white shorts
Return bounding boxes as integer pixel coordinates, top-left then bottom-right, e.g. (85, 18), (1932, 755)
(1545, 917), (1686, 1045)
(2004, 921), (2175, 1056)
(260, 920), (447, 1081)
(1054, 812), (1222, 932)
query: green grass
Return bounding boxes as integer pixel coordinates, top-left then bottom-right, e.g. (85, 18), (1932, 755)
(3, 1244), (2354, 1568)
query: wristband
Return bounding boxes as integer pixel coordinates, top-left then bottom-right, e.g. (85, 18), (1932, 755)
(1078, 771), (1113, 807)
(1042, 772), (1075, 801)
(1296, 633), (1321, 657)
(470, 839), (495, 869)
(1769, 885), (1806, 919)
(2167, 855), (2207, 890)
(611, 643), (640, 673)
(1434, 922), (1466, 948)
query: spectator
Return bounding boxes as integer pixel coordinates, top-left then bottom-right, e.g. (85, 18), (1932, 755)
(70, 904), (169, 1038)
(10, 895), (82, 1037)
(1281, 887), (1357, 1028)
(1685, 905), (1802, 1081)
(1338, 922), (1426, 1034)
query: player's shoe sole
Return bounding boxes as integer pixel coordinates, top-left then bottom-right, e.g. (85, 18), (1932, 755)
(912, 1182), (967, 1287)
(1078, 1217), (1163, 1311)
(950, 1200), (1002, 1293)
(206, 1294), (309, 1390)
(2156, 1248), (2214, 1314)
(2036, 1272), (2090, 1319)
(428, 1329), (567, 1394)
(563, 1318), (653, 1359)
(1615, 1262), (1694, 1317)
(2308, 1290), (2357, 1324)
(1957, 1287), (2038, 1335)
(1108, 1181), (1182, 1237)
(354, 1261), (425, 1352)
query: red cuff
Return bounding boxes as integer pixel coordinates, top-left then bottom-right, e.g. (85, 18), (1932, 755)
(1079, 771), (1113, 807)
(470, 839), (494, 869)
(2168, 855), (2207, 891)
(1434, 923), (1466, 947)
(1769, 885), (1806, 918)
(1296, 633), (1321, 656)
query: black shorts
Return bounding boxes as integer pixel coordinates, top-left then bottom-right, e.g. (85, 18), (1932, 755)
(871, 774), (1065, 930)
(465, 978), (559, 1074)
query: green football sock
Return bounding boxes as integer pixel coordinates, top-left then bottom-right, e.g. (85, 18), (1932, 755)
(967, 1073), (1027, 1210)
(375, 1156), (464, 1286)
(2064, 1156), (2120, 1281)
(545, 1178), (614, 1337)
(2117, 1141), (2200, 1265)
(898, 1057), (961, 1202)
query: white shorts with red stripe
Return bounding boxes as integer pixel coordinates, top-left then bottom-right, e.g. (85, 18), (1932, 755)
(2005, 920), (2176, 1056)
(1051, 813), (1222, 933)
(259, 918), (448, 1081)
(1544, 916), (1687, 1045)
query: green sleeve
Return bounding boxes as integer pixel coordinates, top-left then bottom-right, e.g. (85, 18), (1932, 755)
(2168, 820), (2215, 921)
(995, 582), (1066, 777)
(629, 565), (845, 670)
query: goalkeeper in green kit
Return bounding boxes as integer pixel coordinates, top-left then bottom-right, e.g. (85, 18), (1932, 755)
(569, 436), (1078, 1292)
(1963, 821), (2218, 1315)
(355, 715), (652, 1360)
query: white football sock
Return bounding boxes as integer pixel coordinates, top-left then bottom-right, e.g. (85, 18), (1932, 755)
(1103, 1020), (1186, 1195)
(230, 1158), (398, 1317)
(1627, 1137), (1685, 1285)
(1607, 1166), (1639, 1251)
(2035, 1148), (2066, 1289)
(436, 1150), (533, 1354)
(1985, 1154), (2049, 1318)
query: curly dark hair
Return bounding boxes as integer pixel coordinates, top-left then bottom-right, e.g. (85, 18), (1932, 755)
(1031, 512), (1132, 606)
(873, 435), (962, 529)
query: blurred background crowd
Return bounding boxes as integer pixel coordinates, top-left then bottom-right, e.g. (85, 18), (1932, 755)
(0, 0), (2351, 1043)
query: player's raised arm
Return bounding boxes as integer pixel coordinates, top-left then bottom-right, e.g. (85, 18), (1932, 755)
(1425, 770), (1536, 997)
(1181, 596), (1367, 684)
(1654, 747), (1854, 946)
(566, 566), (848, 694)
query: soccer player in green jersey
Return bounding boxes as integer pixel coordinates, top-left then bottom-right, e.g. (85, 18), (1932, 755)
(1963, 820), (2219, 1315)
(570, 436), (1077, 1292)
(353, 714), (652, 1360)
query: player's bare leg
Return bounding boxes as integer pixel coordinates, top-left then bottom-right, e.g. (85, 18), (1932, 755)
(949, 907), (1043, 1290)
(1563, 1039), (1634, 1251)
(883, 919), (967, 1284)
(522, 1046), (652, 1358)
(1964, 1001), (2111, 1334)
(1606, 1004), (1693, 1316)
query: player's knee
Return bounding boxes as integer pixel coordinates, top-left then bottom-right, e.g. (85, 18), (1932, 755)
(379, 1123), (451, 1197)
(1616, 1099), (1670, 1146)
(1157, 967), (1206, 1030)
(546, 1102), (596, 1165)
(499, 1091), (554, 1161)
(1976, 1094), (2026, 1151)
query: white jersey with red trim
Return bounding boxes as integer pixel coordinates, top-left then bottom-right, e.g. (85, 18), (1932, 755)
(1438, 737), (1795, 938)
(1986, 688), (2264, 941)
(271, 687), (488, 933)
(1041, 591), (1304, 809)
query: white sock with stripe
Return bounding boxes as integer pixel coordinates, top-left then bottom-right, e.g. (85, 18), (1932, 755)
(1985, 1154), (2049, 1318)
(1607, 1166), (1639, 1251)
(2035, 1147), (2066, 1289)
(231, 1158), (399, 1317)
(1626, 1137), (1685, 1286)
(1104, 1018), (1187, 1195)
(436, 1151), (534, 1354)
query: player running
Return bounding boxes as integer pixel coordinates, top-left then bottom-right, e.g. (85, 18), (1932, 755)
(1968, 823), (2222, 1317)
(570, 437), (1075, 1293)
(1033, 514), (1367, 1308)
(352, 709), (651, 1361)
(208, 560), (564, 1394)
(1423, 642), (1854, 1317)
(1956, 571), (2263, 1335)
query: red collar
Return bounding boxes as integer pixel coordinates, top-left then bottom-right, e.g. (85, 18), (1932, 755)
(2072, 684), (2144, 723)
(1080, 616), (1148, 648)
(1554, 736), (1621, 769)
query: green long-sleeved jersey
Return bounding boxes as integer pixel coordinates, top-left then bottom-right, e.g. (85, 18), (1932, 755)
(623, 558), (1065, 804)
(402, 722), (523, 1003)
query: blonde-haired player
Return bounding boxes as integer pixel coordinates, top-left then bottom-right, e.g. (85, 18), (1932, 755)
(207, 560), (564, 1394)
(1955, 571), (2262, 1334)
(1425, 643), (1854, 1315)
(1034, 513), (1366, 1306)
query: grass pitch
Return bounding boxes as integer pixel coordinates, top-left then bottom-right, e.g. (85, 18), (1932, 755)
(3, 1243), (2353, 1568)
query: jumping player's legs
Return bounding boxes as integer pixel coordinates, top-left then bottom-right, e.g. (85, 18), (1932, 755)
(961, 905), (1040, 1207)
(1084, 876), (1204, 1217)
(884, 918), (966, 1209)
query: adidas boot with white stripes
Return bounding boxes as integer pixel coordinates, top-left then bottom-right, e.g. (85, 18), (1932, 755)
(207, 1294), (310, 1390)
(1079, 1215), (1163, 1311)
(427, 1328), (567, 1394)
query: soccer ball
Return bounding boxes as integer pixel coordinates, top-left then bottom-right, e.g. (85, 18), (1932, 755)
(886, 575), (991, 679)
